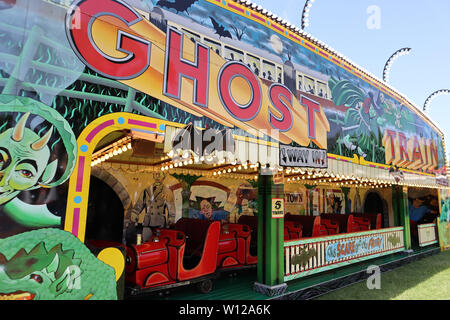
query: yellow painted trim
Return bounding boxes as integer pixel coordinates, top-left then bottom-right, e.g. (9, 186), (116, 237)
(97, 247), (126, 281)
(64, 112), (184, 242)
(232, 134), (279, 147)
(327, 153), (359, 164)
(64, 112), (281, 242)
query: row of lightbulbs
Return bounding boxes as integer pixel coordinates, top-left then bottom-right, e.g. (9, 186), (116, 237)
(166, 149), (237, 165)
(286, 179), (392, 189)
(286, 173), (441, 189)
(91, 139), (132, 167)
(161, 154), (438, 189)
(286, 177), (392, 188)
(159, 159), (259, 180)
(383, 48), (412, 83)
(423, 89), (450, 112)
(301, 0), (315, 29)
(163, 148), (285, 172)
(212, 163), (258, 176)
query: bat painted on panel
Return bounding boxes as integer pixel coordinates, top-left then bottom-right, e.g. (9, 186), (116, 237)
(157, 0), (198, 14)
(209, 16), (233, 39)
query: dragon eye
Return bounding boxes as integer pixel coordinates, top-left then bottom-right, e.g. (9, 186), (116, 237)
(30, 274), (43, 284)
(20, 170), (34, 178)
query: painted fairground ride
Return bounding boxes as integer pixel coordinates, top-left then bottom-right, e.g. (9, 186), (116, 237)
(0, 0), (449, 300)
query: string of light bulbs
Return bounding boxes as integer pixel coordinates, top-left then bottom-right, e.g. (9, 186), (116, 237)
(423, 89), (450, 112)
(382, 47), (411, 83)
(91, 136), (132, 167)
(301, 0), (315, 29)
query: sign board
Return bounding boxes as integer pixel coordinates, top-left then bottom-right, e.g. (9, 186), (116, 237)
(65, 0), (447, 174)
(279, 144), (327, 168)
(271, 198), (284, 218)
(285, 192), (303, 204)
(436, 174), (449, 187)
(273, 172), (284, 184)
(325, 235), (384, 262)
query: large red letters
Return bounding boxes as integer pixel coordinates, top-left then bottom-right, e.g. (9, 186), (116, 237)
(67, 0), (151, 79)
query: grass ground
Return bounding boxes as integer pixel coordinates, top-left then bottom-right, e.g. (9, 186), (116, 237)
(316, 249), (450, 300)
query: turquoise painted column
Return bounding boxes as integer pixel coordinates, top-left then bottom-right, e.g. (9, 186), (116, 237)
(254, 167), (287, 296)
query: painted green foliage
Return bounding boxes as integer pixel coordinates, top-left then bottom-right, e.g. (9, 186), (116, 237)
(0, 228), (117, 300)
(327, 76), (444, 166)
(327, 77), (388, 163)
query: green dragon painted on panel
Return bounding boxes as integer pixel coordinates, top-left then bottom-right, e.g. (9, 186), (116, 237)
(0, 228), (117, 300)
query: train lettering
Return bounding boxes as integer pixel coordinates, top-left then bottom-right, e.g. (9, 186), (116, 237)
(382, 129), (439, 170)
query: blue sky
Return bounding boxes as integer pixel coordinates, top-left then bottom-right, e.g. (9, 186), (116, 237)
(254, 0), (450, 159)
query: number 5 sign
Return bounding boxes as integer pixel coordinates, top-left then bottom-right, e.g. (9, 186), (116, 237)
(271, 198), (284, 218)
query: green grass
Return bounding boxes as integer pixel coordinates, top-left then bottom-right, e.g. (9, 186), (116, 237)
(316, 249), (450, 300)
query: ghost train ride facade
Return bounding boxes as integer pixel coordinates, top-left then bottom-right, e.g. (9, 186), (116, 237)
(0, 0), (449, 300)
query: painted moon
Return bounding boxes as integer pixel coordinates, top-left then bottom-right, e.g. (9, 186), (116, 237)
(269, 34), (283, 54)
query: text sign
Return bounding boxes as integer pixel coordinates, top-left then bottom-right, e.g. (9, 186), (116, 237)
(279, 144), (327, 168)
(325, 235), (383, 262)
(65, 0), (330, 150)
(271, 198), (284, 218)
(436, 175), (449, 186)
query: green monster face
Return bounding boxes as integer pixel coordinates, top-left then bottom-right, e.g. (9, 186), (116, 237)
(0, 229), (119, 300)
(0, 112), (57, 206)
(0, 242), (82, 300)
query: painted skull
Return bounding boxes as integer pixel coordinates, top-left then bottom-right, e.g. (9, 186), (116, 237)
(0, 112), (56, 205)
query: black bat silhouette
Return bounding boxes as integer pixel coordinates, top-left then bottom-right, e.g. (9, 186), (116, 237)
(209, 17), (233, 39)
(156, 0), (198, 15)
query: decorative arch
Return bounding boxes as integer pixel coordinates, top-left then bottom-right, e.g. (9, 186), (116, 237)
(91, 166), (132, 211)
(64, 112), (184, 242)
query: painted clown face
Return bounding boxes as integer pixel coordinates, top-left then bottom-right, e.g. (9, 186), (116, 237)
(200, 200), (213, 219)
(0, 113), (55, 205)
